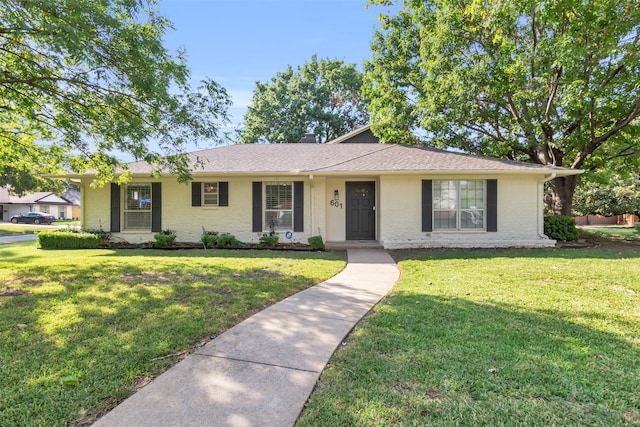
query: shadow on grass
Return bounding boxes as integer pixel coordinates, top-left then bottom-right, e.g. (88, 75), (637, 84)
(0, 253), (344, 426)
(88, 247), (344, 261)
(300, 292), (640, 426)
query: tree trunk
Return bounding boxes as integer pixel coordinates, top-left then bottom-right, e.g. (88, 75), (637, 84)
(548, 175), (579, 216)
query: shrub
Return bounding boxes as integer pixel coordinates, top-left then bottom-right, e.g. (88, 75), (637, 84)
(38, 231), (101, 249)
(201, 230), (219, 249)
(216, 233), (237, 248)
(635, 222), (640, 234)
(308, 235), (324, 251)
(259, 234), (279, 247)
(258, 220), (279, 247)
(85, 229), (111, 246)
(544, 215), (579, 242)
(153, 230), (176, 248)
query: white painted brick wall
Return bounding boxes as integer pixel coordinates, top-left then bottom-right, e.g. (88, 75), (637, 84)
(378, 174), (555, 249)
(82, 176), (316, 245)
(81, 173), (555, 248)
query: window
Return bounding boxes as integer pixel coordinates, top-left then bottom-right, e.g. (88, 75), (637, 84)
(41, 205), (48, 213)
(124, 183), (152, 230)
(433, 180), (485, 230)
(264, 182), (293, 230)
(202, 182), (218, 206)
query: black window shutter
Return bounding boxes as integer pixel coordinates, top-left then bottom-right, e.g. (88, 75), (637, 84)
(152, 182), (162, 232)
(487, 179), (498, 232)
(219, 182), (229, 206)
(293, 181), (304, 232)
(110, 183), (120, 232)
(422, 180), (433, 232)
(252, 182), (262, 232)
(192, 182), (201, 207)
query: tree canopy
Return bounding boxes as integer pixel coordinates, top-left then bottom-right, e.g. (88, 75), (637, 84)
(572, 174), (640, 217)
(366, 0), (640, 215)
(241, 56), (369, 144)
(1, 0), (230, 194)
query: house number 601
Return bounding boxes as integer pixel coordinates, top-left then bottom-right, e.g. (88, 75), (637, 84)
(329, 200), (343, 209)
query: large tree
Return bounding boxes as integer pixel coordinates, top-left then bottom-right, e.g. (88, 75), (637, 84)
(572, 173), (640, 217)
(1, 0), (230, 193)
(241, 56), (369, 144)
(365, 0), (640, 215)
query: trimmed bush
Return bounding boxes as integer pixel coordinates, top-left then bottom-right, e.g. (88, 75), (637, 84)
(259, 234), (279, 247)
(38, 231), (101, 249)
(153, 230), (176, 248)
(84, 229), (111, 246)
(544, 215), (579, 242)
(308, 235), (325, 251)
(216, 233), (238, 248)
(201, 230), (219, 249)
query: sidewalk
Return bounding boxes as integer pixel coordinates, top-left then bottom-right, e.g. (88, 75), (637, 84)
(94, 249), (400, 427)
(0, 234), (37, 244)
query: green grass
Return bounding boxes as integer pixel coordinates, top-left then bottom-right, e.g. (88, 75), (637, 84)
(298, 247), (640, 426)
(0, 241), (345, 426)
(580, 225), (639, 240)
(0, 224), (39, 236)
(53, 219), (81, 226)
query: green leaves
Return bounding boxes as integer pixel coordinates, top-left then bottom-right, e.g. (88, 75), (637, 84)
(241, 55), (369, 144)
(366, 0), (640, 213)
(572, 174), (640, 217)
(1, 0), (230, 190)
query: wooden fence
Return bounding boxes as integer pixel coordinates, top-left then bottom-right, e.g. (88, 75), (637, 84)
(573, 214), (639, 227)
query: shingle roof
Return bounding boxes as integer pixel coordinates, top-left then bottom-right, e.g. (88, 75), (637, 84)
(125, 143), (579, 176)
(0, 188), (52, 203)
(0, 187), (79, 205)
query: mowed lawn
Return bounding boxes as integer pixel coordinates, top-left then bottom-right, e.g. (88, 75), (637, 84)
(299, 245), (640, 426)
(0, 241), (345, 426)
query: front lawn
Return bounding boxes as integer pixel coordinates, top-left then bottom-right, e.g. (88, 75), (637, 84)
(580, 225), (639, 240)
(0, 242), (345, 426)
(299, 246), (640, 426)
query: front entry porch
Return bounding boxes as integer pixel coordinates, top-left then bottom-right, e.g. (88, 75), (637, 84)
(325, 240), (383, 250)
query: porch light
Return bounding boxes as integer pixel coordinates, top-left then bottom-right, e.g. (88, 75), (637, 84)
(334, 190), (339, 201)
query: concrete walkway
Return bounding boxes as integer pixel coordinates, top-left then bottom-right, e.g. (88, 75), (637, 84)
(0, 233), (37, 244)
(94, 249), (400, 427)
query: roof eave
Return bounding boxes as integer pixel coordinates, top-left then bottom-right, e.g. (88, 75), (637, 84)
(51, 167), (583, 180)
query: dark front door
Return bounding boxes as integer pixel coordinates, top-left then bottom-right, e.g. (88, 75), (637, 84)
(346, 181), (376, 240)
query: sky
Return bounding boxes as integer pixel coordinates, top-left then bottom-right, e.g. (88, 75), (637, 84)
(157, 0), (394, 136)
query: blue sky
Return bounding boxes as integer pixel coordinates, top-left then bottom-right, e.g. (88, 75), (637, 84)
(158, 0), (392, 133)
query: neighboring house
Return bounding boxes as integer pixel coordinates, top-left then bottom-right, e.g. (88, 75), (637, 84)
(67, 126), (581, 249)
(0, 187), (80, 222)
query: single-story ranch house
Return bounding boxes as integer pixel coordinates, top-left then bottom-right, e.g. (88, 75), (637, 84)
(68, 126), (581, 249)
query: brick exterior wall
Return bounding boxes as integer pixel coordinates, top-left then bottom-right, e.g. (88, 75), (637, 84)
(82, 173), (556, 248)
(82, 177), (314, 245)
(377, 174), (555, 249)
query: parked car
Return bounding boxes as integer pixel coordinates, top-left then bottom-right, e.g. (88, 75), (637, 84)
(10, 212), (56, 225)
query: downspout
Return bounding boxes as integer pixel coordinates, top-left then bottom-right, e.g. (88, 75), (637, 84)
(537, 173), (556, 238)
(308, 174), (314, 239)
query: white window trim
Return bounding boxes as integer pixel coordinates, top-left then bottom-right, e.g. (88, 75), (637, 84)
(433, 180), (486, 231)
(263, 181), (293, 231)
(123, 183), (152, 231)
(202, 182), (219, 207)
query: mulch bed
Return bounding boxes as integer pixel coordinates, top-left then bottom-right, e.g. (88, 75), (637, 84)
(104, 241), (316, 251)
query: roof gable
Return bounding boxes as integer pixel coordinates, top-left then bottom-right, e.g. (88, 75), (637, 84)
(326, 125), (379, 144)
(0, 187), (79, 205)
